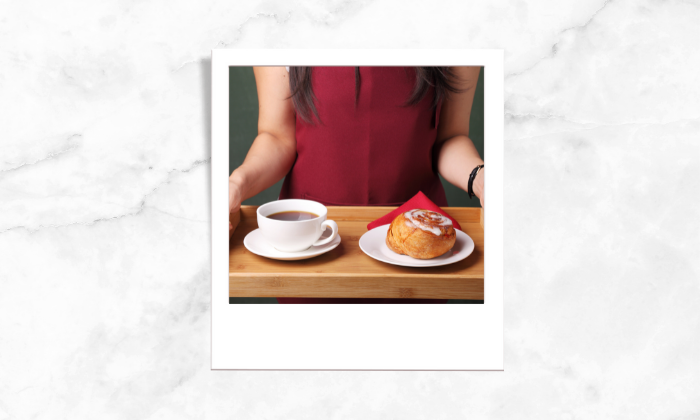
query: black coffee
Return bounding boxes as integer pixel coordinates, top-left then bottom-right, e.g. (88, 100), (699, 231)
(267, 211), (319, 221)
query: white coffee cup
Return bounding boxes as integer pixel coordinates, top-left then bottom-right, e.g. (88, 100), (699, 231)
(257, 199), (339, 253)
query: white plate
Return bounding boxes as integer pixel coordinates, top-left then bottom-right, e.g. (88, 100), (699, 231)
(243, 228), (341, 261)
(359, 224), (474, 267)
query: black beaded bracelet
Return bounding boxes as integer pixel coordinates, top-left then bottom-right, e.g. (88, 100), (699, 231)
(467, 164), (484, 199)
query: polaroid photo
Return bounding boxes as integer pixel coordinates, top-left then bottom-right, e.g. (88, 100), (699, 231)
(212, 49), (503, 370)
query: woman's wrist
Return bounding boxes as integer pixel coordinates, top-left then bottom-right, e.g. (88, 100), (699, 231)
(467, 164), (484, 199)
(472, 168), (484, 199)
(229, 170), (248, 200)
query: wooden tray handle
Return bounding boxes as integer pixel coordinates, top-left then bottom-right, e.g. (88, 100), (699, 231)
(229, 209), (241, 240)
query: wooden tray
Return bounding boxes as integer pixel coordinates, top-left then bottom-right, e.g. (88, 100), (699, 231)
(229, 206), (484, 300)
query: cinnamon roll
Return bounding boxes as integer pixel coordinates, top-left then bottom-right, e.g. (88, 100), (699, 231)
(386, 209), (456, 259)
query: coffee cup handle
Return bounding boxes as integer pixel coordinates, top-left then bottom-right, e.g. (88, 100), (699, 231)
(313, 220), (339, 247)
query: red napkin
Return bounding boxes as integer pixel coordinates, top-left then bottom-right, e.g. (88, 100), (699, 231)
(366, 191), (462, 231)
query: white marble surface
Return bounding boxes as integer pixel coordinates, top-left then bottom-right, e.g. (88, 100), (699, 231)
(1, 0), (699, 418)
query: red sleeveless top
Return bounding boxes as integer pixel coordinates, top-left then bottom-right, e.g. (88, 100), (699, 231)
(279, 67), (447, 207)
(277, 67), (449, 304)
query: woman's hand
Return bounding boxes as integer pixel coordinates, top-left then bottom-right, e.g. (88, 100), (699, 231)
(229, 178), (243, 214)
(229, 178), (243, 239)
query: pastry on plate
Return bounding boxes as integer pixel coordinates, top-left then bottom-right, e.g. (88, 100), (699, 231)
(386, 209), (456, 259)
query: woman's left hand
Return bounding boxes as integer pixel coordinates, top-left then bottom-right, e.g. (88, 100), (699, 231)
(473, 168), (485, 209)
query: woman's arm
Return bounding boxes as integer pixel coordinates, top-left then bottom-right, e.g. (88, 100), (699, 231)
(435, 66), (485, 207)
(229, 67), (297, 223)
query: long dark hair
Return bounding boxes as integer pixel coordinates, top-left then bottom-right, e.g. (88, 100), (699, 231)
(288, 67), (462, 124)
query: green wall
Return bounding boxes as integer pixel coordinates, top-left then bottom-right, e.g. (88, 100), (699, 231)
(229, 67), (485, 207)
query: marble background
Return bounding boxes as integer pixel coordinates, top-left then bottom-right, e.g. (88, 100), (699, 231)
(1, 0), (698, 418)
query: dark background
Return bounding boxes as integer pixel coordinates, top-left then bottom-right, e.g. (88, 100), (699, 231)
(229, 66), (485, 304)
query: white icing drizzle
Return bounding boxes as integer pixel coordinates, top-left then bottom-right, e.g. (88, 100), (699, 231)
(404, 209), (452, 236)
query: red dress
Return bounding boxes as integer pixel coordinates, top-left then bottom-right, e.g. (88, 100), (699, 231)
(278, 67), (448, 304)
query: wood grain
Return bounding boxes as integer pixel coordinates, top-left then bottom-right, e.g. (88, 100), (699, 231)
(229, 210), (240, 239)
(229, 206), (484, 300)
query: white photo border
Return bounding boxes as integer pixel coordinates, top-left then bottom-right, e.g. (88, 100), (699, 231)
(212, 49), (504, 370)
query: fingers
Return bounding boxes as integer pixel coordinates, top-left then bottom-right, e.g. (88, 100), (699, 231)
(229, 183), (240, 241)
(228, 182), (242, 214)
(228, 188), (236, 213)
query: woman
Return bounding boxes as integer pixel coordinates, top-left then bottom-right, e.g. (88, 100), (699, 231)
(229, 66), (484, 304)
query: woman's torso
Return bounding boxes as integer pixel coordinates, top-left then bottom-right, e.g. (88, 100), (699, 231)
(279, 66), (447, 207)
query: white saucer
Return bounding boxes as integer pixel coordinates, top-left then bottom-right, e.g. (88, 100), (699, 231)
(243, 228), (341, 261)
(358, 224), (474, 267)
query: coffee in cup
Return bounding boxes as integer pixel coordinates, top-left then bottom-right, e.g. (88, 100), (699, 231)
(257, 199), (339, 252)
